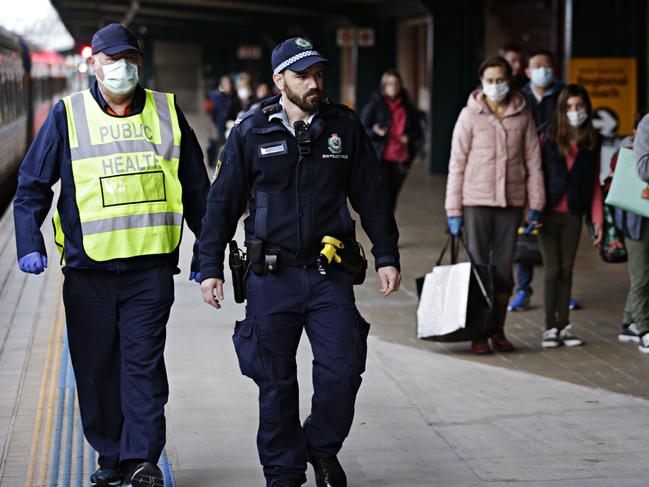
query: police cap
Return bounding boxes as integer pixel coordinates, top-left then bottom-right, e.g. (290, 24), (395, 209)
(271, 37), (329, 75)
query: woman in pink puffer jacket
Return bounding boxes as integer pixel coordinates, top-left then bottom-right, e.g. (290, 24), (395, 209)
(445, 56), (545, 355)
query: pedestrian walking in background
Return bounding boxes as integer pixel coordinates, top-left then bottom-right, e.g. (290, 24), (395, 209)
(539, 84), (603, 349)
(361, 70), (422, 212)
(236, 71), (255, 112)
(256, 82), (272, 102)
(609, 121), (646, 346)
(207, 74), (241, 159)
(499, 42), (528, 90)
(509, 49), (568, 312)
(630, 111), (649, 353)
(445, 56), (545, 354)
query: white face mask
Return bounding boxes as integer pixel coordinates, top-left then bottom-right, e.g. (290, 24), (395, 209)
(96, 57), (139, 96)
(530, 67), (554, 88)
(567, 110), (588, 127)
(482, 82), (509, 102)
(237, 87), (252, 100)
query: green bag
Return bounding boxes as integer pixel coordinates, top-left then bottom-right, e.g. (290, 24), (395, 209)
(605, 147), (649, 218)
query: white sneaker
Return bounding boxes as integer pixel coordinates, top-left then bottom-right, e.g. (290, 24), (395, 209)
(542, 327), (561, 348)
(619, 323), (641, 344)
(559, 324), (584, 347)
(638, 333), (649, 354)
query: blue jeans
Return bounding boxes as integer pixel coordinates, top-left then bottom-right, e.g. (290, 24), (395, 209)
(515, 263), (534, 294)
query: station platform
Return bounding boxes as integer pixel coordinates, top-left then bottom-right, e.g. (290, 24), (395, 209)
(1, 111), (649, 486)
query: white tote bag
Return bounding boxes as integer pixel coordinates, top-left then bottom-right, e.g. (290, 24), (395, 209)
(416, 262), (471, 339)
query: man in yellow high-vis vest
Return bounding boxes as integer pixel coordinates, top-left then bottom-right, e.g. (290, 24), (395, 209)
(13, 24), (209, 487)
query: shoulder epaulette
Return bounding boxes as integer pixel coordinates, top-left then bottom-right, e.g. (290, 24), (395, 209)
(261, 103), (282, 116)
(233, 108), (255, 126)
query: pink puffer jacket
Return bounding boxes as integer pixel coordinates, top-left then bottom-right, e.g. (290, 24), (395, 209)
(445, 90), (545, 217)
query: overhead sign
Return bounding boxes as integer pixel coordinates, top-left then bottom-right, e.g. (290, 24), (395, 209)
(237, 45), (262, 60)
(336, 28), (355, 47)
(569, 57), (637, 136)
(336, 27), (375, 47)
(357, 28), (375, 47)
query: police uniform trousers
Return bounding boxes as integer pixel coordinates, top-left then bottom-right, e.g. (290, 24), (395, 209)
(234, 265), (370, 486)
(62, 266), (174, 469)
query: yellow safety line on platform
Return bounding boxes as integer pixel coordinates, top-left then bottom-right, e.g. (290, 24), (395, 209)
(26, 276), (64, 487)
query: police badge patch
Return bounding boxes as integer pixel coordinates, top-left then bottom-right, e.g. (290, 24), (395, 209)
(295, 38), (313, 49)
(327, 133), (342, 154)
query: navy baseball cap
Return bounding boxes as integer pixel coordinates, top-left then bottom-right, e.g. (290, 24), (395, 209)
(92, 23), (141, 56)
(272, 37), (329, 75)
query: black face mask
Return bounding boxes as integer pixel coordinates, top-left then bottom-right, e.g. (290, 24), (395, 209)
(294, 120), (311, 156)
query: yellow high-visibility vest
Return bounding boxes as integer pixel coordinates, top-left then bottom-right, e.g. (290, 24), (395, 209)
(55, 88), (183, 262)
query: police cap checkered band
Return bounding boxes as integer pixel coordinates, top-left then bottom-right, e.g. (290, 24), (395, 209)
(271, 37), (330, 75)
(273, 50), (321, 74)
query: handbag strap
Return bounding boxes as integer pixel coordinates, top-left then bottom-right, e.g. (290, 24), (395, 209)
(435, 236), (453, 266)
(435, 235), (492, 309)
(458, 235), (494, 310)
(436, 235), (474, 266)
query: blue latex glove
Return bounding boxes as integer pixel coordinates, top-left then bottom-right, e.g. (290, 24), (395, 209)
(18, 252), (48, 274)
(525, 209), (543, 234)
(189, 239), (201, 283)
(447, 216), (464, 236)
(528, 209), (542, 224)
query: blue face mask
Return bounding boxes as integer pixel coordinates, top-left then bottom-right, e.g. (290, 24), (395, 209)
(530, 67), (554, 89)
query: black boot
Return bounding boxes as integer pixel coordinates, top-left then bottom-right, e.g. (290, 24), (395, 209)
(273, 480), (302, 487)
(89, 467), (121, 487)
(307, 454), (347, 487)
(123, 461), (164, 487)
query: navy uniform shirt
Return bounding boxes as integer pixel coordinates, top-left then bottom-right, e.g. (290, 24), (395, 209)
(200, 95), (400, 281)
(13, 82), (209, 272)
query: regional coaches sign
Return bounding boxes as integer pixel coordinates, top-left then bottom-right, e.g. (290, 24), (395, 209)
(569, 57), (637, 136)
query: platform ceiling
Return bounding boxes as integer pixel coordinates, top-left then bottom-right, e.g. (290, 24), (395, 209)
(51, 0), (432, 47)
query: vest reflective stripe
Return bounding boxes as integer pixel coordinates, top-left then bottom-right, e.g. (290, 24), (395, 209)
(63, 88), (183, 262)
(68, 91), (180, 160)
(81, 211), (183, 235)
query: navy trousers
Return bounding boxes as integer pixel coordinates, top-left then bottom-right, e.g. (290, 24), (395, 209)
(62, 266), (175, 469)
(234, 266), (370, 486)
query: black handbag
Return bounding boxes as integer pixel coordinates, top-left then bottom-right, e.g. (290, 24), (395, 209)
(514, 227), (543, 267)
(416, 236), (499, 342)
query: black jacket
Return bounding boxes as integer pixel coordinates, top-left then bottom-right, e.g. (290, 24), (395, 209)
(543, 138), (598, 216)
(199, 95), (400, 280)
(360, 91), (422, 163)
(521, 80), (564, 135)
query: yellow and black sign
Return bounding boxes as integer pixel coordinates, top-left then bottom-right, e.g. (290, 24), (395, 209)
(569, 57), (637, 136)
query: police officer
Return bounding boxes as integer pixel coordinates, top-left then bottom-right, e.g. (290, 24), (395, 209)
(13, 24), (208, 487)
(200, 38), (401, 487)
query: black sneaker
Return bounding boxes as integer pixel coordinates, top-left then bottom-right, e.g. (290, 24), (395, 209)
(90, 468), (121, 487)
(123, 461), (164, 487)
(307, 453), (347, 487)
(541, 327), (560, 348)
(619, 323), (641, 344)
(559, 324), (584, 347)
(273, 480), (302, 487)
(639, 333), (649, 354)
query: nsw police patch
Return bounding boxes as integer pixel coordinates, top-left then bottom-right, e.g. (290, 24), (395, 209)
(327, 133), (342, 154)
(295, 38), (313, 49)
